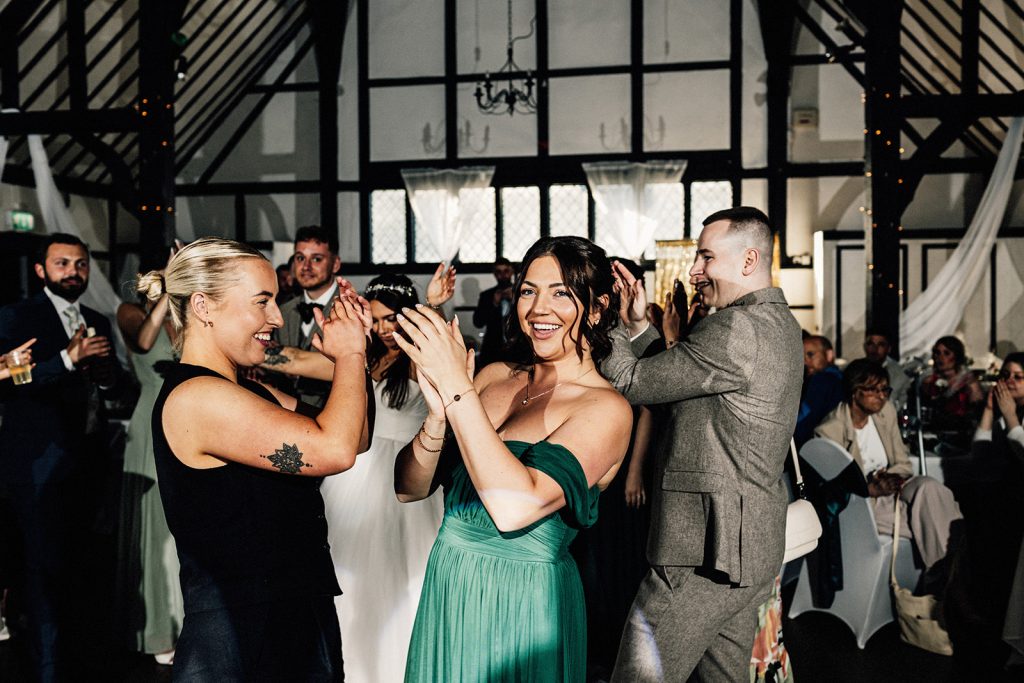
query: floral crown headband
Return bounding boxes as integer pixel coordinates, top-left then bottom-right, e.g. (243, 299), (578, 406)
(364, 281), (415, 298)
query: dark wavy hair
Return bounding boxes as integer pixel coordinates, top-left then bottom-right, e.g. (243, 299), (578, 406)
(364, 274), (419, 410)
(933, 335), (968, 369)
(504, 236), (619, 367)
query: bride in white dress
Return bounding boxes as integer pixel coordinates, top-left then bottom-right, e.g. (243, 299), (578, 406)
(319, 273), (447, 682)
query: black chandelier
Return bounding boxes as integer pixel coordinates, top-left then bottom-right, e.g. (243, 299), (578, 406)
(474, 0), (537, 116)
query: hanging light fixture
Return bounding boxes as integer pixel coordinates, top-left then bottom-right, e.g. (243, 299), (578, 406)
(474, 0), (537, 116)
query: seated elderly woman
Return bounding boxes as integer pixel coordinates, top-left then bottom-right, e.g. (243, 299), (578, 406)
(815, 358), (963, 574)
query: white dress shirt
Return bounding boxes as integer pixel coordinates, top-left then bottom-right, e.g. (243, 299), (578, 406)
(300, 286), (338, 339)
(43, 287), (83, 371)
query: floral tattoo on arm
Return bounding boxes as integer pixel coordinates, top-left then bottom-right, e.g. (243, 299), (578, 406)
(261, 443), (312, 474)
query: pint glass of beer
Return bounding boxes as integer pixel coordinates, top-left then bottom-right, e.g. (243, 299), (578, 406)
(9, 349), (32, 385)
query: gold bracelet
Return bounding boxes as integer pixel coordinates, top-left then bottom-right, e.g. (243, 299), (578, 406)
(416, 428), (444, 453)
(420, 421), (445, 441)
(443, 388), (475, 411)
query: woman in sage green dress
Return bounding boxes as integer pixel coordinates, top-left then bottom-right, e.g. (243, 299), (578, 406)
(394, 236), (633, 682)
(115, 249), (184, 663)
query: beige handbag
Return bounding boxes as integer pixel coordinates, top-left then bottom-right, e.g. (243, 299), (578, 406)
(783, 439), (822, 563)
(889, 494), (954, 655)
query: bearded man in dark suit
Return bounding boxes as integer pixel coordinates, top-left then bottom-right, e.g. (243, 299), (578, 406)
(0, 233), (125, 682)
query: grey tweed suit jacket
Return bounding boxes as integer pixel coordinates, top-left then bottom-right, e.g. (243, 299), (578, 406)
(273, 287), (340, 409)
(602, 287), (803, 587)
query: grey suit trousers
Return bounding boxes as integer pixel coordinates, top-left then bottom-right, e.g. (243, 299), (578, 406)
(612, 566), (773, 683)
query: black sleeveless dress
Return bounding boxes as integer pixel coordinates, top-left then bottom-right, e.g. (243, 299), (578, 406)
(152, 363), (343, 681)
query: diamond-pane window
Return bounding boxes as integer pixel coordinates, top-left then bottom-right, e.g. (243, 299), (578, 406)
(645, 183), (683, 258)
(413, 188), (496, 264)
(549, 184), (588, 238)
(594, 182), (683, 259)
(689, 181), (733, 239)
(501, 187), (540, 261)
(370, 190), (407, 264)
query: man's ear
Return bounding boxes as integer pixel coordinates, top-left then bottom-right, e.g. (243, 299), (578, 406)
(826, 349), (835, 364)
(741, 248), (760, 276)
(34, 263), (45, 281)
(331, 255), (342, 276)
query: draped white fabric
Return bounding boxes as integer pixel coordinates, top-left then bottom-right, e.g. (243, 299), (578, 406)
(1, 130), (127, 359)
(401, 167), (495, 264)
(899, 117), (1024, 359)
(26, 135), (125, 323)
(582, 160), (687, 260)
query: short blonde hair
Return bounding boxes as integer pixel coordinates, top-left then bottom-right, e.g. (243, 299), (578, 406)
(137, 237), (266, 351)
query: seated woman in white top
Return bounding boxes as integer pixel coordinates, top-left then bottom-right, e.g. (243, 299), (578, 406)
(815, 358), (962, 573)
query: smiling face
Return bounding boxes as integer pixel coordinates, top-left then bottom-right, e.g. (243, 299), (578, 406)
(292, 239), (340, 296)
(688, 220), (750, 309)
(35, 243), (90, 302)
(516, 255), (596, 362)
(202, 259), (283, 367)
(370, 299), (400, 350)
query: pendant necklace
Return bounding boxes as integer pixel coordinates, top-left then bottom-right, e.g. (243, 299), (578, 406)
(522, 366), (595, 406)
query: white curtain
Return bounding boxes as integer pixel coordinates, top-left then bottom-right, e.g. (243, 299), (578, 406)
(583, 160), (687, 260)
(401, 167), (495, 264)
(1, 129), (127, 360)
(899, 117), (1024, 359)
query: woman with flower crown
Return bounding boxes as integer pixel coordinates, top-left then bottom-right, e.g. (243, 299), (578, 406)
(319, 271), (454, 682)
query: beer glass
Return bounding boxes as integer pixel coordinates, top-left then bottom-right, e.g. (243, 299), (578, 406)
(9, 349), (32, 385)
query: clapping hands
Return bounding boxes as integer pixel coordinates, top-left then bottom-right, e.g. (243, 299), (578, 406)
(611, 261), (647, 336)
(391, 305), (475, 417)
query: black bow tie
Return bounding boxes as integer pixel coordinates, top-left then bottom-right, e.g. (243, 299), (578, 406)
(297, 301), (324, 323)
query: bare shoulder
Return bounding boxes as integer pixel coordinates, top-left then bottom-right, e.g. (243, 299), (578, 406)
(571, 382), (632, 429)
(474, 361), (520, 392)
(164, 375), (259, 417)
(116, 301), (145, 324)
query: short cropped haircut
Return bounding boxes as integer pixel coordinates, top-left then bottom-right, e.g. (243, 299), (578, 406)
(294, 225), (338, 254)
(36, 233), (88, 265)
(842, 358), (890, 403)
(805, 334), (834, 353)
(702, 206), (773, 268)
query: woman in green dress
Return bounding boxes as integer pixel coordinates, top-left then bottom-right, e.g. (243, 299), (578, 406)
(115, 246), (184, 664)
(394, 236), (633, 682)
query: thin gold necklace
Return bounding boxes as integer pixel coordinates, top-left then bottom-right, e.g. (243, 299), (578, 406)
(522, 366), (595, 406)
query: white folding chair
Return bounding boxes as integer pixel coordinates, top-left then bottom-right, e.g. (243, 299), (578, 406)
(789, 438), (922, 649)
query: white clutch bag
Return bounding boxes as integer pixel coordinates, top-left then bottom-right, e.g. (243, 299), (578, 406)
(783, 438), (823, 564)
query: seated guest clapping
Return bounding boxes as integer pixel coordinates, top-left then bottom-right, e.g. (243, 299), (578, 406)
(815, 359), (962, 574)
(973, 352), (1024, 466)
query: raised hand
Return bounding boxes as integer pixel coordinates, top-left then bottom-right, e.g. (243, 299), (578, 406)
(311, 298), (367, 362)
(0, 337), (37, 380)
(333, 276), (372, 337)
(993, 380), (1019, 426)
(391, 305), (474, 405)
(662, 290), (680, 344)
(67, 326), (111, 366)
(612, 260), (647, 336)
(426, 262), (457, 307)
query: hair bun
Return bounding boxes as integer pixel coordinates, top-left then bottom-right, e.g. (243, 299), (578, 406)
(136, 270), (165, 301)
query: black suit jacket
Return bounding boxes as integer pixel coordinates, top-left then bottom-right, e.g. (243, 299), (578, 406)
(473, 285), (513, 365)
(0, 291), (122, 485)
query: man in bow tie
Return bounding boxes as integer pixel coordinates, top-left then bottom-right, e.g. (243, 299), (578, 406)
(264, 225), (344, 410)
(0, 233), (126, 681)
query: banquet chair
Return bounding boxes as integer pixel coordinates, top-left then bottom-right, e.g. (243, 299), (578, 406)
(789, 437), (922, 649)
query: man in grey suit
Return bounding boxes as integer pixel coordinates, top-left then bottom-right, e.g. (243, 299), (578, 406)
(604, 207), (803, 682)
(264, 225), (342, 409)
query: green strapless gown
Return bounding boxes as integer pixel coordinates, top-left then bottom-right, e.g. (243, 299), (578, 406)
(405, 440), (599, 682)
